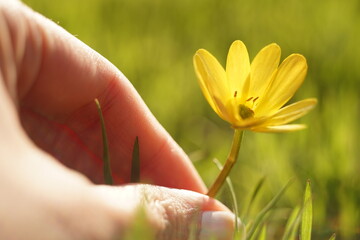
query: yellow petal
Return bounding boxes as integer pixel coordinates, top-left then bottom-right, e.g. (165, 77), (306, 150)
(252, 124), (307, 132)
(249, 43), (281, 99)
(232, 115), (270, 129)
(213, 96), (235, 123)
(256, 54), (307, 116)
(263, 98), (317, 126)
(226, 40), (250, 102)
(193, 49), (228, 116)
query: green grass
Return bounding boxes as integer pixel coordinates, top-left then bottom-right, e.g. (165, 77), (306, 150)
(301, 180), (313, 240)
(94, 99), (113, 185)
(23, 0), (360, 239)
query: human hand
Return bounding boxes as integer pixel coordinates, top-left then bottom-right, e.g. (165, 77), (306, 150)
(0, 0), (235, 239)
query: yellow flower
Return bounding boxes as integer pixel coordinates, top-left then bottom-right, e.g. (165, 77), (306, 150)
(193, 40), (317, 132)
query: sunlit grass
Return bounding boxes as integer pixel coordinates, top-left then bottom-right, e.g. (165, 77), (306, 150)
(301, 180), (313, 240)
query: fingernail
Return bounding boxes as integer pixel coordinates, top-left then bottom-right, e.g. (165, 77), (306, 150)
(199, 211), (236, 240)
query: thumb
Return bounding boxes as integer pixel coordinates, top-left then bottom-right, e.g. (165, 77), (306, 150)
(96, 184), (236, 240)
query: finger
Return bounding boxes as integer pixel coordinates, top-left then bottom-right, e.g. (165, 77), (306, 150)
(96, 184), (236, 240)
(0, 142), (120, 240)
(1, 2), (206, 192)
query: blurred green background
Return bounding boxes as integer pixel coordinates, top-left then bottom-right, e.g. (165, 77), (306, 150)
(23, 0), (359, 239)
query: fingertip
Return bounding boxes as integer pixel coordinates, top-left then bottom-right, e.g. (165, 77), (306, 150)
(200, 211), (236, 240)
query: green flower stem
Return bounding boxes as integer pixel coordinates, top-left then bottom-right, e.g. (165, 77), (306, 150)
(207, 129), (243, 198)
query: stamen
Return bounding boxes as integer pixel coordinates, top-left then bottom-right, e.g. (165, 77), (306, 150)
(234, 91), (237, 98)
(246, 97), (253, 102)
(253, 97), (259, 103)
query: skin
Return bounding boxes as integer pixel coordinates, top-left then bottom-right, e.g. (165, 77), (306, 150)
(0, 0), (233, 239)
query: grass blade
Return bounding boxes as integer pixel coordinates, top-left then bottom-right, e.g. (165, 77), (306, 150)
(130, 136), (140, 183)
(328, 233), (336, 240)
(244, 176), (266, 220)
(94, 98), (113, 185)
(124, 206), (155, 240)
(282, 205), (301, 240)
(246, 179), (293, 240)
(258, 224), (267, 240)
(301, 180), (313, 240)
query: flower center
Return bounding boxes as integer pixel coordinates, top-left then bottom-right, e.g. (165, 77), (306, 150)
(233, 91), (258, 119)
(239, 104), (254, 119)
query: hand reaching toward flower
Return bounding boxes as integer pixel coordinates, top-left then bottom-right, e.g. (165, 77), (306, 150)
(0, 1), (235, 239)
